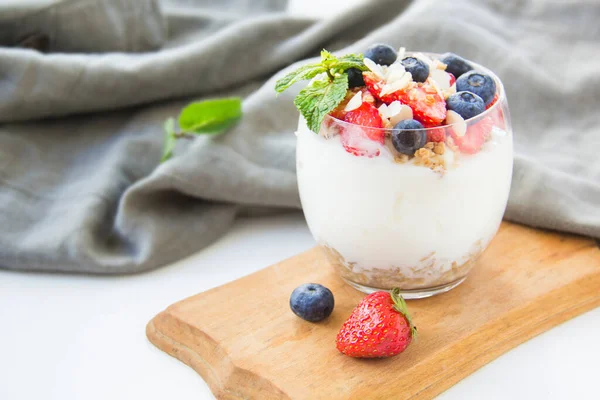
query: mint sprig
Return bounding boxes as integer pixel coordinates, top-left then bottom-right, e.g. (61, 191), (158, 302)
(275, 49), (367, 133)
(294, 74), (348, 133)
(274, 64), (326, 93)
(161, 97), (242, 162)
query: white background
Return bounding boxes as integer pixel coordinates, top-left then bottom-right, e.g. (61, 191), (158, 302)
(1, 1), (599, 399)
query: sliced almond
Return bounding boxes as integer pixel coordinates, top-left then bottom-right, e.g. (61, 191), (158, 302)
(390, 104), (413, 125)
(397, 47), (406, 61)
(380, 72), (412, 96)
(344, 91), (363, 112)
(433, 59), (447, 70)
(430, 69), (451, 91)
(446, 110), (466, 137)
(442, 82), (457, 99)
(385, 62), (407, 82)
(386, 100), (402, 117)
(378, 103), (389, 119)
(413, 52), (434, 69)
(363, 58), (385, 79)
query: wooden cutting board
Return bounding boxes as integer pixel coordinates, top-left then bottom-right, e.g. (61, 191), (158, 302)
(147, 222), (600, 400)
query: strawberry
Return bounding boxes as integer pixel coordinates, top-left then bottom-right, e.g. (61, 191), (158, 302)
(396, 82), (447, 127)
(427, 127), (446, 143)
(483, 93), (506, 130)
(336, 288), (416, 358)
(329, 105), (347, 121)
(448, 72), (456, 87)
(340, 102), (385, 157)
(362, 72), (399, 104)
(330, 89), (377, 121)
(450, 116), (493, 154)
(485, 93), (499, 110)
(365, 72), (446, 127)
(344, 102), (384, 137)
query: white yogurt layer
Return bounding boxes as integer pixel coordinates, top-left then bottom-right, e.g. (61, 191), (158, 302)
(296, 118), (513, 286)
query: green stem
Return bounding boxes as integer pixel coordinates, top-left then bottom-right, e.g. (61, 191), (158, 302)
(326, 69), (335, 81)
(391, 288), (418, 340)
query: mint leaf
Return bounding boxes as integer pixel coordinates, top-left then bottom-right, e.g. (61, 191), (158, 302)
(320, 49), (341, 70)
(161, 117), (176, 162)
(320, 49), (334, 62)
(335, 53), (367, 72)
(160, 97), (242, 163)
(337, 53), (364, 64)
(294, 74), (349, 133)
(179, 97), (242, 134)
(275, 64), (326, 93)
(274, 49), (367, 133)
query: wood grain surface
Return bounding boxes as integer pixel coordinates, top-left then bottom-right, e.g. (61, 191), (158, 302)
(147, 222), (600, 400)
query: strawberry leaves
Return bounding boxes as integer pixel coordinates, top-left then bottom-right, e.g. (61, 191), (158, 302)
(391, 288), (418, 339)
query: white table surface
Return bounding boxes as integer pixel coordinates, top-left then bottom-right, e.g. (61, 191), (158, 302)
(2, 1), (599, 399)
(1, 213), (599, 400)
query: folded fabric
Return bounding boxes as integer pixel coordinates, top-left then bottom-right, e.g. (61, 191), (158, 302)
(0, 0), (598, 274)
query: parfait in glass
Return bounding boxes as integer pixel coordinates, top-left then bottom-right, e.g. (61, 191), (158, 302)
(279, 45), (512, 298)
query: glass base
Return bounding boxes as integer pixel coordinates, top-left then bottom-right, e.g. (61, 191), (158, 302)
(342, 276), (467, 299)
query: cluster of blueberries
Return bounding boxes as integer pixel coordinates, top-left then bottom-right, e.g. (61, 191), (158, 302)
(348, 44), (498, 155)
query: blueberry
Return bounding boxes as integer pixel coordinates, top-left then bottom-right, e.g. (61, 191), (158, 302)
(439, 52), (473, 78)
(347, 68), (365, 88)
(456, 71), (497, 106)
(446, 91), (486, 120)
(391, 119), (427, 155)
(401, 57), (430, 83)
(364, 44), (397, 66)
(290, 283), (334, 322)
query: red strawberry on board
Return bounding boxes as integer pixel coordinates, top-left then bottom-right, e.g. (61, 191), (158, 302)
(340, 102), (385, 157)
(450, 116), (494, 154)
(336, 288), (417, 358)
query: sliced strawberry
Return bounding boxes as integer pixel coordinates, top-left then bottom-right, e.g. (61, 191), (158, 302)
(340, 102), (385, 157)
(343, 102), (384, 141)
(364, 72), (446, 127)
(492, 107), (506, 130)
(448, 72), (456, 87)
(484, 93), (506, 130)
(396, 82), (447, 127)
(362, 72), (399, 104)
(450, 116), (493, 154)
(485, 93), (499, 110)
(329, 89), (357, 120)
(427, 127), (446, 143)
(329, 105), (347, 121)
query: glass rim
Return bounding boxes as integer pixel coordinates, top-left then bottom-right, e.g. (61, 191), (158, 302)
(326, 52), (506, 132)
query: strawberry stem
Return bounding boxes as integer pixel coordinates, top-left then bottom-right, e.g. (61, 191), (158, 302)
(390, 288), (418, 340)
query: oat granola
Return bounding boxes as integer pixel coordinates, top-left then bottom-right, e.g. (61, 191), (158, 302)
(321, 244), (483, 290)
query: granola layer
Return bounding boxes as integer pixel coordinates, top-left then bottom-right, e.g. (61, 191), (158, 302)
(322, 244), (483, 290)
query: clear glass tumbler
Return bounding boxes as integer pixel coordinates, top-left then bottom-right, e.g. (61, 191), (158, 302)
(296, 62), (512, 298)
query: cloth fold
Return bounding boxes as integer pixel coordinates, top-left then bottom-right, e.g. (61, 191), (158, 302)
(1, 0), (599, 274)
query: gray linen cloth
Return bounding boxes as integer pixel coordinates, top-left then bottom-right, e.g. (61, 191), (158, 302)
(0, 0), (598, 274)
